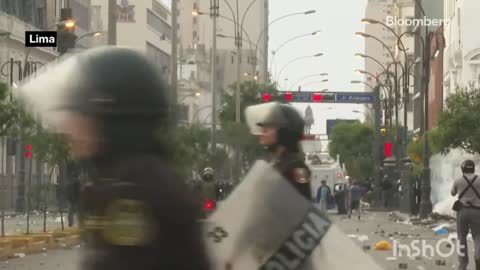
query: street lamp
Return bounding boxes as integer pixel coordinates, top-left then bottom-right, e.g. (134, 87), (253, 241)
(254, 10), (317, 83)
(275, 53), (323, 85)
(75, 31), (102, 43)
(270, 30), (322, 76)
(23, 20), (76, 72)
(351, 80), (375, 91)
(287, 73), (327, 91)
(178, 92), (201, 103)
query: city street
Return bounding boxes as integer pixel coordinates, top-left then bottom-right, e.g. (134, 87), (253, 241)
(0, 211), (471, 270)
(333, 211), (467, 270)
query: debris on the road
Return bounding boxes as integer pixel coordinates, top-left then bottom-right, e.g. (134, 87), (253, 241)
(435, 259), (446, 266)
(358, 235), (369, 242)
(13, 253), (26, 258)
(431, 212), (455, 222)
(348, 234), (358, 238)
(386, 257), (398, 261)
(374, 240), (392, 250)
(362, 244), (371, 251)
(416, 266), (426, 270)
(434, 228), (449, 234)
(388, 212), (405, 222)
(398, 262), (408, 269)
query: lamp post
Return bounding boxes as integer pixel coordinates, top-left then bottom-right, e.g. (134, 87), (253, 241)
(254, 9), (316, 83)
(270, 30), (322, 77)
(413, 0), (432, 218)
(288, 73), (327, 91)
(75, 31), (102, 43)
(351, 80), (382, 207)
(178, 92), (201, 103)
(356, 31), (403, 173)
(275, 53), (323, 86)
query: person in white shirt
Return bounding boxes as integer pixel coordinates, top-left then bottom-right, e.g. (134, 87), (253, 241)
(451, 159), (480, 270)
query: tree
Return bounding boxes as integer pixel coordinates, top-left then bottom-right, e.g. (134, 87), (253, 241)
(431, 84), (480, 154)
(328, 121), (373, 180)
(158, 123), (213, 178)
(219, 81), (277, 175)
(29, 126), (69, 232)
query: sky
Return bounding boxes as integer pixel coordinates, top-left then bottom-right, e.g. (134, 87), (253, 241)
(163, 0), (370, 135)
(269, 0), (369, 134)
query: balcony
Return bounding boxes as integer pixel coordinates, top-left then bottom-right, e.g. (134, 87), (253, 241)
(0, 11), (56, 55)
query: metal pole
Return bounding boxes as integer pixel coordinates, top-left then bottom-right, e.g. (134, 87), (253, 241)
(171, 0), (178, 123)
(420, 30), (432, 218)
(394, 64), (400, 172)
(235, 0), (241, 123)
(211, 0), (218, 155)
(403, 59), (409, 156)
(107, 0), (116, 45)
(373, 85), (382, 207)
(262, 0), (269, 84)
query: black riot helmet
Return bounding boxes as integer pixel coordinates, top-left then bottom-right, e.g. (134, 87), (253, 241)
(19, 47), (170, 160)
(461, 159), (475, 174)
(245, 102), (305, 152)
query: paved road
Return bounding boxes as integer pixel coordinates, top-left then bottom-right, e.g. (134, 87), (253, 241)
(0, 211), (473, 270)
(0, 248), (80, 270)
(332, 211), (469, 270)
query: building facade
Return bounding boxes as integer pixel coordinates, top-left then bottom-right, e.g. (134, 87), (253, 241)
(428, 25), (445, 129)
(178, 0), (268, 86)
(90, 0), (172, 81)
(443, 0), (480, 96)
(363, 0), (396, 123)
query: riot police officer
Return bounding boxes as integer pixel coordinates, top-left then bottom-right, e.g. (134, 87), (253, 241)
(19, 47), (210, 270)
(245, 102), (311, 200)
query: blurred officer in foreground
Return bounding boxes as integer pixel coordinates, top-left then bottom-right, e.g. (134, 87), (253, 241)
(19, 47), (210, 270)
(245, 102), (311, 200)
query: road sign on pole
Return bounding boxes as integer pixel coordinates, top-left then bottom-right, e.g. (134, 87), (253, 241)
(335, 92), (375, 104)
(261, 92), (375, 104)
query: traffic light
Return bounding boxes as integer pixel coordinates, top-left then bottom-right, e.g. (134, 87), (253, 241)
(284, 92), (293, 102)
(57, 8), (77, 54)
(384, 142), (392, 158)
(25, 144), (32, 159)
(203, 200), (215, 211)
(301, 134), (318, 140)
(380, 127), (387, 136)
(262, 93), (271, 102)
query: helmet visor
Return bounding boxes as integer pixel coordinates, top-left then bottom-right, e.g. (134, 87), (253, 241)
(245, 102), (286, 135)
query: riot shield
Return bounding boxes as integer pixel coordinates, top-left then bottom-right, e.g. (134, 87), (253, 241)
(204, 160), (382, 270)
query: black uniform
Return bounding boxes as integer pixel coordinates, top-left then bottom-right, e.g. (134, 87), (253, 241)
(80, 156), (208, 270)
(272, 153), (312, 200)
(23, 47), (210, 270)
(252, 103), (312, 201)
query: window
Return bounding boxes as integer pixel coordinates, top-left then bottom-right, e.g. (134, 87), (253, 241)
(216, 55), (219, 64)
(147, 9), (172, 39)
(178, 105), (189, 122)
(231, 55), (234, 64)
(193, 30), (197, 38)
(35, 7), (46, 29)
(90, 5), (103, 31)
(152, 0), (169, 20)
(193, 3), (198, 10)
(146, 42), (171, 75)
(193, 17), (198, 24)
(71, 0), (90, 30)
